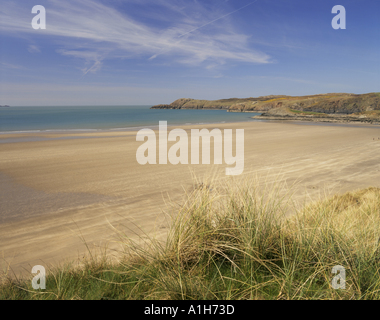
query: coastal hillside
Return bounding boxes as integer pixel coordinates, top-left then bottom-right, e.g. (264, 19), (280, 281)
(151, 95), (290, 111)
(151, 92), (380, 124)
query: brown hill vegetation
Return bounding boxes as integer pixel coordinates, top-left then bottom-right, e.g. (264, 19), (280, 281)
(151, 93), (380, 123)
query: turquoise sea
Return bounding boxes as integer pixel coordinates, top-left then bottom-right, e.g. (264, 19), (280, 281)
(0, 105), (260, 133)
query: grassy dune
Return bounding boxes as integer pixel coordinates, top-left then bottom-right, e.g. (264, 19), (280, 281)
(1, 179), (380, 300)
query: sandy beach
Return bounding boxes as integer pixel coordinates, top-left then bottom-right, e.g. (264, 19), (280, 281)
(1, 121), (380, 278)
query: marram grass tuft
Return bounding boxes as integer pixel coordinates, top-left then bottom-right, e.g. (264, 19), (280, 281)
(1, 177), (380, 300)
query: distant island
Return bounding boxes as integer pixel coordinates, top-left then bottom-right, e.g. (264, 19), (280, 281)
(0, 105), (10, 108)
(151, 93), (380, 124)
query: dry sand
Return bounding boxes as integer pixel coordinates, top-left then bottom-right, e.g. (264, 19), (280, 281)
(1, 121), (380, 278)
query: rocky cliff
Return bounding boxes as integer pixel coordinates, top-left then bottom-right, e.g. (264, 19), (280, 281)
(151, 93), (380, 123)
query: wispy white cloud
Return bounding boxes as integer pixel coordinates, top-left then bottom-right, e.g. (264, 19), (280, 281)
(57, 49), (105, 75)
(28, 45), (40, 53)
(174, 0), (259, 39)
(0, 62), (23, 70)
(0, 0), (270, 74)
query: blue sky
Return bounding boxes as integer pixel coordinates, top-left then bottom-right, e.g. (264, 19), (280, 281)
(0, 0), (379, 106)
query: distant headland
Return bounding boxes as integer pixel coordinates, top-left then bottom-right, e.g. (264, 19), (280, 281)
(0, 105), (10, 108)
(151, 93), (380, 125)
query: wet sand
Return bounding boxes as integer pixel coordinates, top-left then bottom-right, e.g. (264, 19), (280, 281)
(1, 121), (380, 278)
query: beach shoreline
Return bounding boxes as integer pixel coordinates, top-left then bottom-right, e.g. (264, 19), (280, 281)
(1, 116), (379, 140)
(252, 114), (380, 126)
(1, 120), (380, 279)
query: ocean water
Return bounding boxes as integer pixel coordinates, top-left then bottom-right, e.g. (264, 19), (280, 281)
(0, 105), (260, 133)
